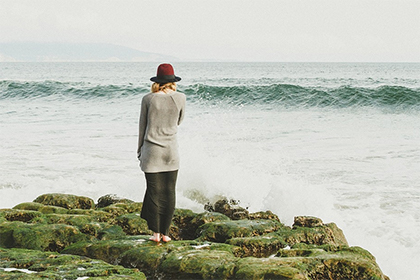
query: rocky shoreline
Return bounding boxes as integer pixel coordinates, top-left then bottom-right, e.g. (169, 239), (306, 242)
(0, 193), (389, 279)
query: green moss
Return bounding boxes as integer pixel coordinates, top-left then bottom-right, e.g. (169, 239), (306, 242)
(1, 210), (42, 223)
(0, 247), (146, 279)
(0, 194), (388, 280)
(248, 210), (281, 222)
(97, 224), (126, 240)
(235, 257), (307, 280)
(227, 235), (287, 257)
(62, 238), (148, 264)
(0, 221), (88, 251)
(44, 214), (93, 226)
(115, 214), (152, 235)
(160, 249), (236, 279)
(120, 243), (171, 275)
(12, 202), (45, 211)
(34, 193), (94, 210)
(99, 202), (143, 217)
(68, 209), (112, 221)
(197, 219), (281, 242)
(275, 223), (349, 247)
(13, 202), (69, 215)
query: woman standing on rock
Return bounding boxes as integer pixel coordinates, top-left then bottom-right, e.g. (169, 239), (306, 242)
(137, 63), (186, 242)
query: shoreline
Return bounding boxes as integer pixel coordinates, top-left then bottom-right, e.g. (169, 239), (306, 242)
(0, 193), (389, 280)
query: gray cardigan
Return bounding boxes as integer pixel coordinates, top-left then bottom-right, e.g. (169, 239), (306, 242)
(137, 91), (186, 173)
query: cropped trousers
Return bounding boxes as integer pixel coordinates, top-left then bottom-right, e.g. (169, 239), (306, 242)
(140, 170), (178, 235)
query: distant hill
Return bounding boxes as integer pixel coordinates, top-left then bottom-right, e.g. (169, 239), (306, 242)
(0, 42), (177, 62)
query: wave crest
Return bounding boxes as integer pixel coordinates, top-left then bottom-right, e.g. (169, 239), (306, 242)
(183, 83), (420, 110)
(1, 80), (419, 110)
(0, 80), (148, 100)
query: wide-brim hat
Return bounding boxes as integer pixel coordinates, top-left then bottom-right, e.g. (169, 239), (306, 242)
(150, 63), (181, 84)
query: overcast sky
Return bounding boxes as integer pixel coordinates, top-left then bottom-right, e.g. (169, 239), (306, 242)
(1, 0), (419, 62)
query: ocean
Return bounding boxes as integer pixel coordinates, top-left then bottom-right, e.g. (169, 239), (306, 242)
(1, 62), (420, 279)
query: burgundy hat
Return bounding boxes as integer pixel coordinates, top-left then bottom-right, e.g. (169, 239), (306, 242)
(150, 63), (181, 84)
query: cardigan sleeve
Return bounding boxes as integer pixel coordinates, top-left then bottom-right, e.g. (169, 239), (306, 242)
(178, 94), (186, 125)
(137, 96), (149, 159)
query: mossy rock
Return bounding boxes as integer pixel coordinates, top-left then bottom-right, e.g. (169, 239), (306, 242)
(119, 243), (172, 276)
(1, 209), (42, 223)
(34, 193), (94, 210)
(171, 212), (230, 241)
(0, 221), (88, 252)
(96, 194), (135, 208)
(273, 245), (387, 280)
(191, 212), (230, 228)
(12, 202), (45, 211)
(249, 210), (281, 222)
(227, 235), (287, 258)
(62, 238), (149, 264)
(43, 214), (94, 227)
(99, 202), (143, 215)
(115, 214), (152, 236)
(97, 224), (126, 240)
(306, 252), (387, 280)
(13, 202), (69, 214)
(159, 249), (236, 279)
(0, 247), (146, 279)
(197, 219), (281, 242)
(68, 209), (113, 222)
(0, 194), (388, 280)
(276, 222), (348, 247)
(234, 257), (307, 280)
(211, 199), (250, 220)
(172, 208), (198, 240)
(293, 216), (324, 228)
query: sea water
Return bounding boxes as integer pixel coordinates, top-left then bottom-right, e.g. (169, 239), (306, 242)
(1, 62), (420, 279)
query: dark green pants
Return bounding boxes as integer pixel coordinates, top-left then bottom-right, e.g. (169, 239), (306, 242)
(141, 170), (178, 235)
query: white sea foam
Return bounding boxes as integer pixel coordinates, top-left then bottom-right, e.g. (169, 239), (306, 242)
(2, 268), (37, 274)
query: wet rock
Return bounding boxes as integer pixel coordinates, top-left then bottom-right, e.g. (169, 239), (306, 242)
(0, 221), (88, 252)
(171, 208), (199, 240)
(115, 213), (152, 236)
(275, 244), (388, 280)
(13, 202), (69, 214)
(159, 249), (236, 279)
(235, 257), (307, 280)
(0, 247), (146, 279)
(197, 219), (281, 243)
(278, 221), (349, 247)
(120, 243), (171, 276)
(99, 202), (143, 218)
(213, 199), (249, 220)
(227, 235), (287, 258)
(249, 210), (281, 222)
(96, 194), (135, 208)
(0, 193), (389, 280)
(62, 238), (148, 264)
(34, 193), (94, 210)
(293, 216), (324, 228)
(2, 209), (42, 223)
(43, 214), (94, 227)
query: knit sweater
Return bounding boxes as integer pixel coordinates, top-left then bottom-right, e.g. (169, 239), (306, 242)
(137, 90), (186, 173)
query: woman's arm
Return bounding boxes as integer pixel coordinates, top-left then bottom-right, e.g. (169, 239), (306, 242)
(177, 94), (186, 125)
(137, 96), (148, 159)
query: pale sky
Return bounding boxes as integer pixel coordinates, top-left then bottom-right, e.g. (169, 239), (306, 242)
(1, 0), (420, 62)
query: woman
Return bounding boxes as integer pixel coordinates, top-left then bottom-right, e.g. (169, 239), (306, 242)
(137, 63), (186, 242)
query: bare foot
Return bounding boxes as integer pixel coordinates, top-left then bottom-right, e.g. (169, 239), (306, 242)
(162, 235), (171, 243)
(149, 233), (160, 242)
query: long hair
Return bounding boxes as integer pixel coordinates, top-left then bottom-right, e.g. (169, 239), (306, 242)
(151, 82), (177, 93)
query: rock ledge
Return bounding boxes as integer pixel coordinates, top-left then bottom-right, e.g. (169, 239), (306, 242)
(0, 193), (389, 280)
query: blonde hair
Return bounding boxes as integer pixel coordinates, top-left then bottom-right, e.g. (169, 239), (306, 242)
(151, 82), (177, 93)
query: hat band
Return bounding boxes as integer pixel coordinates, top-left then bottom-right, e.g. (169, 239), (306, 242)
(157, 74), (176, 80)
